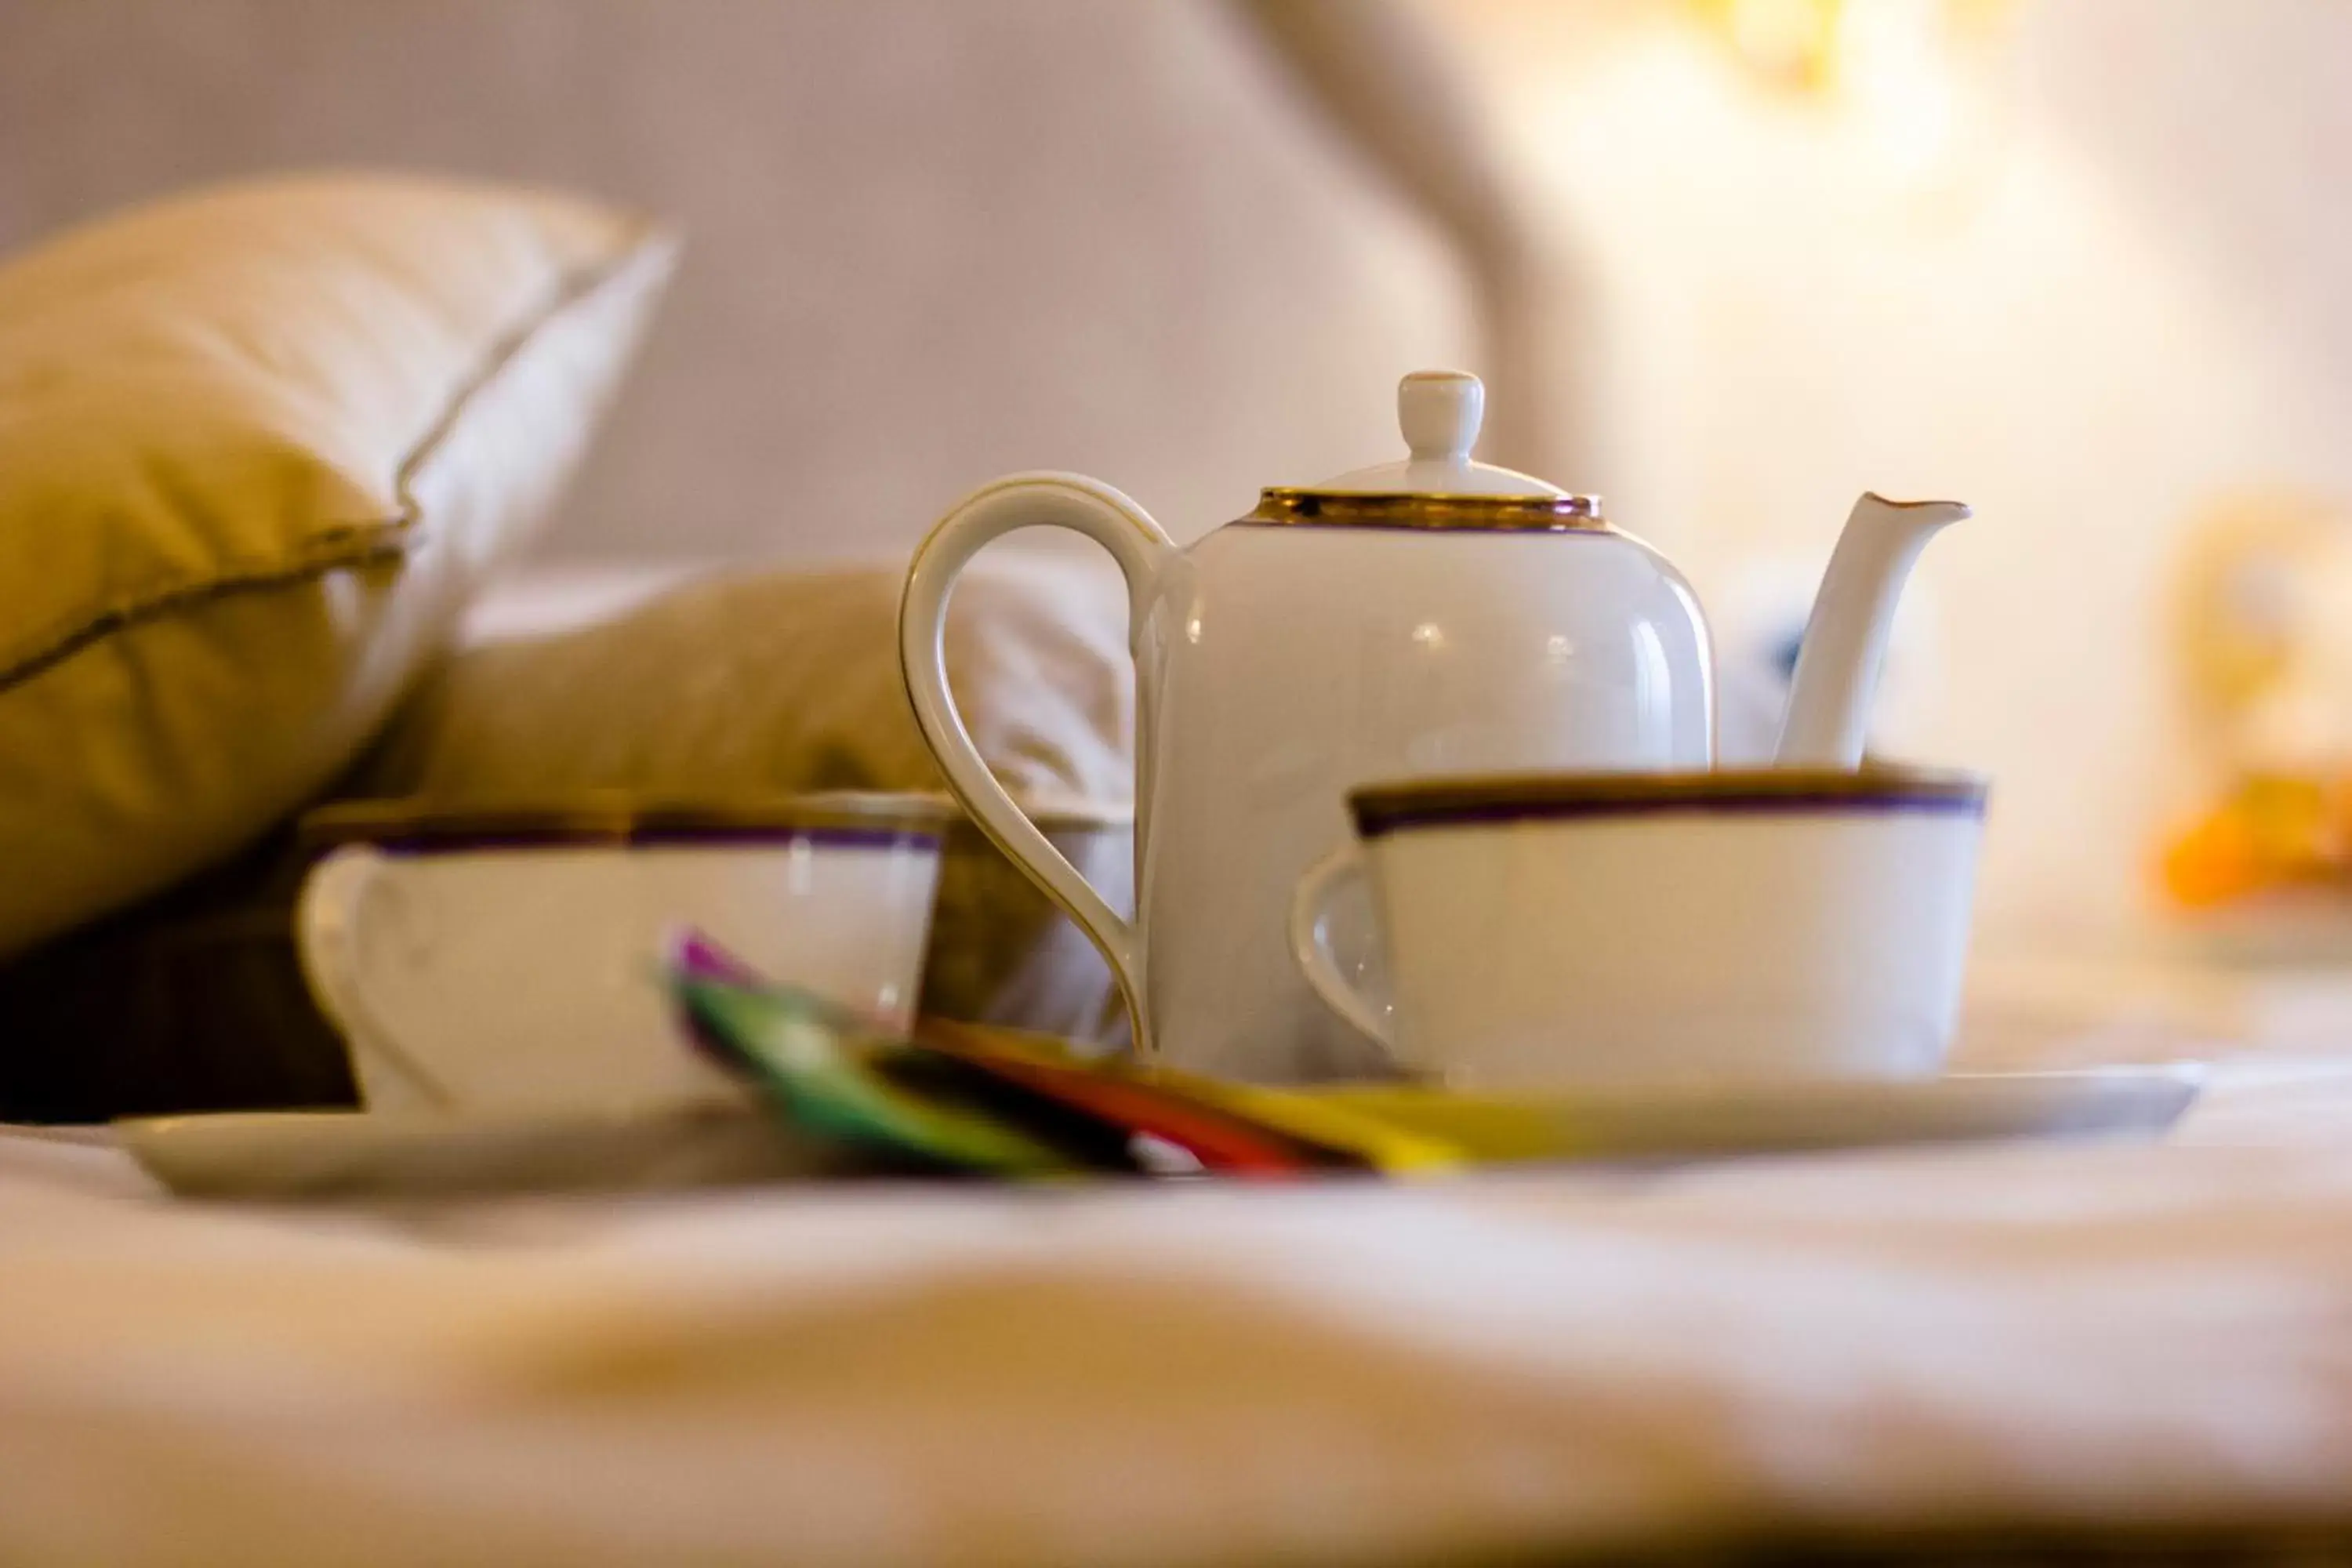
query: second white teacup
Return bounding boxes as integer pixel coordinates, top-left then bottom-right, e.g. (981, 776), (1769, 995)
(296, 794), (953, 1114)
(1290, 768), (1987, 1088)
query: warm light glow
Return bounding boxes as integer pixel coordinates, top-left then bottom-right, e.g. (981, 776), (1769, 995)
(1724, 0), (1839, 89)
(1838, 0), (1958, 181)
(1686, 0), (1991, 192)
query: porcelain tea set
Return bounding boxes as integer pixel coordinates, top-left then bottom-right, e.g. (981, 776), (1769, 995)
(260, 368), (2194, 1167)
(125, 363), (2203, 1203)
(290, 370), (1985, 1109)
(902, 369), (1983, 1090)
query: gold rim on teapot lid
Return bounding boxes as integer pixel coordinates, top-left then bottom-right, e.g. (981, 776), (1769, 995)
(1243, 370), (1609, 532)
(1244, 489), (1607, 530)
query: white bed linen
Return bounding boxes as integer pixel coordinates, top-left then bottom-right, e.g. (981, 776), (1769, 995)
(6, 975), (2352, 1565)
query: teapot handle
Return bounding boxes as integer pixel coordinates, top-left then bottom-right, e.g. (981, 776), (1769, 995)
(898, 473), (1177, 1050)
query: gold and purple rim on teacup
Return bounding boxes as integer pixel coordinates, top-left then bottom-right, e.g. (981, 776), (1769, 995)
(298, 790), (962, 857)
(1348, 768), (1989, 840)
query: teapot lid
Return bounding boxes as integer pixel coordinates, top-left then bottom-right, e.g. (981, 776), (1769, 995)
(1250, 370), (1604, 530)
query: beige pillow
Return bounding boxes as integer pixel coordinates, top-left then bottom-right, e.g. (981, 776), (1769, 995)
(355, 555), (1137, 1042)
(0, 173), (677, 955)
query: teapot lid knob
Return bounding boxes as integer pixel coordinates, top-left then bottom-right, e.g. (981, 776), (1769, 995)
(1399, 370), (1483, 464)
(1276, 368), (1576, 503)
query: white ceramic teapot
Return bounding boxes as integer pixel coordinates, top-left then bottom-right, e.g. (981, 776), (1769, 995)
(901, 370), (1963, 1080)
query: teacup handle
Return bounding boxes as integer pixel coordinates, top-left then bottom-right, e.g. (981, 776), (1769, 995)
(294, 844), (459, 1111)
(1287, 845), (1396, 1049)
(899, 473), (1178, 1050)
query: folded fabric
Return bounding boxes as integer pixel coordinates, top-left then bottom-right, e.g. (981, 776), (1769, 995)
(5, 1041), (2352, 1566)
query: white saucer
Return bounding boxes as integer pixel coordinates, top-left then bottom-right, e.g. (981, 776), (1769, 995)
(119, 1067), (2202, 1198)
(118, 1102), (835, 1200)
(1329, 1065), (2204, 1163)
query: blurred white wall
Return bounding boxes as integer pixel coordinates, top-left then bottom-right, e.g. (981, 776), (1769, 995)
(0, 1), (1472, 561)
(1439, 0), (2352, 957)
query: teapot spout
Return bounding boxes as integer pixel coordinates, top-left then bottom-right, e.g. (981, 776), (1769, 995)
(1774, 492), (1969, 769)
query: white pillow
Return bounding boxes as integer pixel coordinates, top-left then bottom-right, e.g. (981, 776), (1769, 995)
(0, 173), (677, 953)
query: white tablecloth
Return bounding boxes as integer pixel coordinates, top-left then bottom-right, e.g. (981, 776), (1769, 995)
(9, 967), (2352, 1565)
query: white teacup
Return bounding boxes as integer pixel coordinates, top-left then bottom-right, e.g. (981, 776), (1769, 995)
(1290, 768), (1987, 1088)
(296, 794), (953, 1113)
